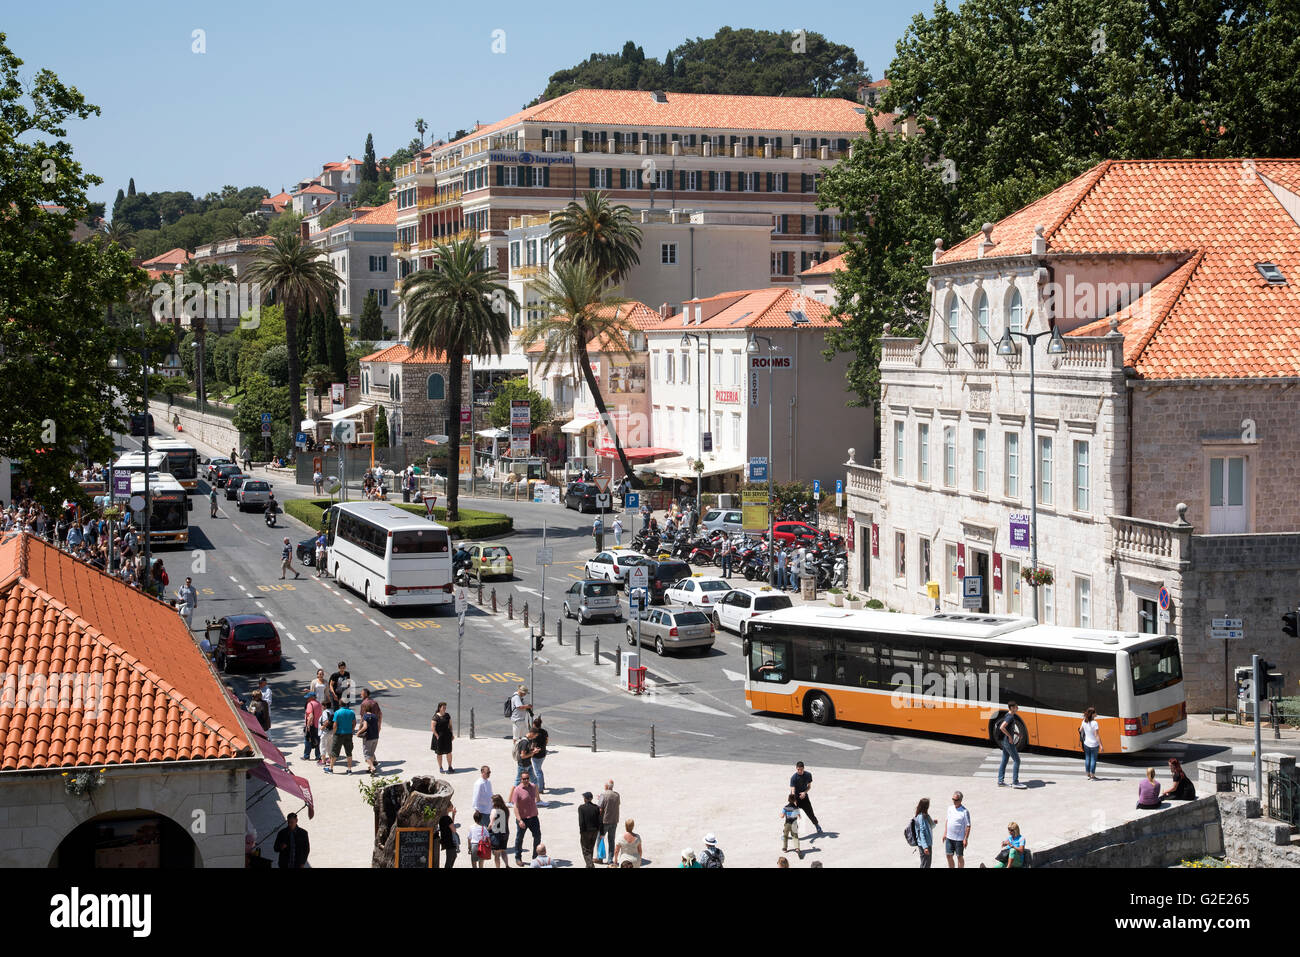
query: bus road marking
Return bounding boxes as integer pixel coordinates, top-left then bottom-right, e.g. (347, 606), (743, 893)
(342, 598), (354, 606)
(516, 586), (540, 596)
(367, 618), (381, 626)
(806, 738), (859, 751)
(228, 576), (238, 583)
(296, 644), (310, 654)
(677, 730), (717, 737)
(721, 668), (745, 682)
(430, 665), (445, 675)
(384, 630), (396, 638)
(311, 658), (322, 670)
(398, 641), (412, 650)
(255, 601), (266, 609)
(747, 722), (795, 735)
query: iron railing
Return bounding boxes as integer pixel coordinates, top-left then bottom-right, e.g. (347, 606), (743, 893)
(1267, 772), (1298, 826)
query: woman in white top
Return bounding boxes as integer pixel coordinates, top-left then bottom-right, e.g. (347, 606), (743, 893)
(309, 669), (329, 706)
(1079, 707), (1103, 780)
(467, 811), (491, 869)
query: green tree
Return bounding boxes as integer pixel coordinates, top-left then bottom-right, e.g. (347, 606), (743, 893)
(362, 133), (379, 183)
(247, 234), (340, 439)
(212, 333), (242, 388)
(373, 403), (389, 450)
(414, 117), (427, 148)
(488, 378), (552, 429)
(401, 239), (515, 520)
(258, 343), (290, 387)
(353, 179), (393, 208)
(0, 36), (144, 502)
(304, 363), (334, 397)
(232, 371), (289, 448)
(267, 209), (303, 244)
(519, 260), (640, 483)
(549, 191), (643, 285)
(358, 290), (383, 339)
(127, 177), (135, 197)
(326, 310), (348, 381)
(307, 307), (328, 366)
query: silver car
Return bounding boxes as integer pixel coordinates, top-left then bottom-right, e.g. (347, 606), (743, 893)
(625, 605), (714, 656)
(563, 579), (623, 624)
(702, 508), (745, 535)
(237, 479), (273, 511)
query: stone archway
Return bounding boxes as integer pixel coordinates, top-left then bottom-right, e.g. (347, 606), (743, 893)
(51, 809), (198, 868)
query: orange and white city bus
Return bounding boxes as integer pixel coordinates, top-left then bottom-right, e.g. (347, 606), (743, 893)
(744, 608), (1186, 754)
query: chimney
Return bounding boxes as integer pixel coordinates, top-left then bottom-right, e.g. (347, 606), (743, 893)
(299, 220), (310, 240)
(660, 302), (669, 319)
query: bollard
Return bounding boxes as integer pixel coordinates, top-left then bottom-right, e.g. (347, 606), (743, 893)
(650, 724), (655, 758)
(614, 644), (620, 675)
(491, 588), (497, 614)
(470, 707), (475, 740)
(477, 580), (484, 605)
(593, 635), (599, 668)
(575, 628), (581, 656)
(557, 620), (563, 646)
(523, 601), (529, 629)
(591, 720), (597, 752)
(508, 594), (513, 620)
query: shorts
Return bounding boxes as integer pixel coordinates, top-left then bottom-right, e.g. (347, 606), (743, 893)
(944, 838), (965, 857)
(362, 737), (378, 760)
(490, 830), (506, 850)
(330, 734), (354, 758)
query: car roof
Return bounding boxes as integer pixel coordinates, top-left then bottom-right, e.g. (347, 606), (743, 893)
(725, 586), (786, 597)
(223, 614), (273, 625)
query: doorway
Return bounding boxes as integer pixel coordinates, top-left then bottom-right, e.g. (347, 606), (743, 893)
(972, 549), (991, 613)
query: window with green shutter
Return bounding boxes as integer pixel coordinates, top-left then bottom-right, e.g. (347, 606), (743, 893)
(543, 167), (550, 187)
(619, 168), (627, 189)
(496, 165), (504, 186)
(765, 172), (773, 192)
(589, 168), (596, 188)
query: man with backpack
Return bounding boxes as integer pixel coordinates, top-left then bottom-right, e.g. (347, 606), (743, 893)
(781, 797), (802, 860)
(508, 685), (532, 740)
(700, 833), (725, 868)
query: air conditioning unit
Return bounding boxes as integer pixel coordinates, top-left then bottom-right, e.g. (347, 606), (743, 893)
(718, 494), (736, 508)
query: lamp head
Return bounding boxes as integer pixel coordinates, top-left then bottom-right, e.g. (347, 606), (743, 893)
(679, 333), (690, 348)
(1047, 324), (1067, 354)
(996, 329), (1015, 356)
(746, 335), (758, 354)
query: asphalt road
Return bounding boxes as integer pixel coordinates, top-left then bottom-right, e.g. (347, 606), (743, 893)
(116, 434), (1297, 783)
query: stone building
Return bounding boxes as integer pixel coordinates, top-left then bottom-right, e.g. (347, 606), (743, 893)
(0, 533), (280, 867)
(844, 158), (1300, 711)
(358, 343), (471, 449)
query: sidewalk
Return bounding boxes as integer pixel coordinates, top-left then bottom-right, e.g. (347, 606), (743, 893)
(247, 721), (1177, 868)
(1184, 711), (1297, 745)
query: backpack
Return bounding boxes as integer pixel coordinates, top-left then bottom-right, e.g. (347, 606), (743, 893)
(321, 710), (334, 732)
(701, 846), (723, 869)
(476, 829), (492, 860)
(503, 697), (514, 719)
(904, 818), (919, 847)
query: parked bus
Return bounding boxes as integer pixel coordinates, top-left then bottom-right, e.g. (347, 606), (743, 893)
(126, 472), (192, 546)
(325, 501), (453, 608)
(744, 608), (1186, 754)
(147, 438), (200, 490)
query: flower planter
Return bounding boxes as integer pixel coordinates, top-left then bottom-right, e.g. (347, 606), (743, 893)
(827, 592), (844, 608)
(845, 598), (863, 611)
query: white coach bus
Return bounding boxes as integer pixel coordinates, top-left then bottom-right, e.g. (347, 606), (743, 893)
(325, 501), (454, 608)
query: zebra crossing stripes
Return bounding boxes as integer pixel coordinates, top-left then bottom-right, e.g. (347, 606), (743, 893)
(974, 754), (1151, 778)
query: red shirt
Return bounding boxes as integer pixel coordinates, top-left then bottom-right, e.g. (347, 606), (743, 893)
(511, 783), (539, 818)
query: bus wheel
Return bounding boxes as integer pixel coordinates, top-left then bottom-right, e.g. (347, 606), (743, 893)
(989, 713), (1029, 752)
(365, 583), (375, 608)
(805, 692), (835, 726)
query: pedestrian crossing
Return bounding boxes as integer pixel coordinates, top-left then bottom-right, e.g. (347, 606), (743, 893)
(974, 753), (1151, 779)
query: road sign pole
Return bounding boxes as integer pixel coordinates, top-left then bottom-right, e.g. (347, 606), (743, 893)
(457, 613), (464, 731)
(1253, 653), (1262, 797)
(540, 522), (547, 637)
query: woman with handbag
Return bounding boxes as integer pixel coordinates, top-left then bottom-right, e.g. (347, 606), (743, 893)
(488, 795), (511, 868)
(993, 822), (1028, 868)
(430, 702), (454, 774)
(1079, 707), (1102, 780)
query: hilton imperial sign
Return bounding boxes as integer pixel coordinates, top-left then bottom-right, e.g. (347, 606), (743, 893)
(488, 151), (575, 166)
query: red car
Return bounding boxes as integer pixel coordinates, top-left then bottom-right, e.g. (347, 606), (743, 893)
(210, 614), (282, 672)
(772, 521), (841, 545)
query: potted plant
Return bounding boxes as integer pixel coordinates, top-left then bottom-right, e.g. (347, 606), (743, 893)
(1020, 567), (1054, 587)
(827, 587), (844, 607)
(844, 593), (863, 610)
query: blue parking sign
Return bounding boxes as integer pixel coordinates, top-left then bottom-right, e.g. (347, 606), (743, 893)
(813, 479), (821, 497)
(625, 492), (639, 509)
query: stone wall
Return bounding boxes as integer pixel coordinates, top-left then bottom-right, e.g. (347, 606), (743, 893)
(1218, 793), (1300, 868)
(0, 763), (249, 868)
(1033, 797), (1223, 868)
(149, 399), (242, 457)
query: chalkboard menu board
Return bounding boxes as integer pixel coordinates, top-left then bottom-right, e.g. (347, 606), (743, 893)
(395, 827), (434, 868)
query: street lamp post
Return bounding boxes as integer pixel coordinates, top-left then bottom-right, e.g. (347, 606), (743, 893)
(996, 323), (1065, 622)
(680, 332), (703, 519)
(191, 339), (205, 414)
(747, 333), (778, 587)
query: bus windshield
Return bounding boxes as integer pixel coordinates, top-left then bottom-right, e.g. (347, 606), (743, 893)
(1130, 640), (1183, 696)
(749, 637), (789, 684)
(391, 529), (449, 555)
(152, 500), (187, 531)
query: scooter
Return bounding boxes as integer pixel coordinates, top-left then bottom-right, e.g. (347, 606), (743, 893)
(264, 503), (278, 528)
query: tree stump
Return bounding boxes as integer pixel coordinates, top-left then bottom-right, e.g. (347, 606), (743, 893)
(372, 775), (454, 867)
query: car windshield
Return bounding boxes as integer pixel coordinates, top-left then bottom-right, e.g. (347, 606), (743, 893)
(754, 595), (794, 612)
(700, 581), (730, 592)
(234, 622), (276, 642)
(672, 611), (710, 626)
(244, 482), (269, 492)
(482, 546), (510, 560)
(585, 582), (618, 597)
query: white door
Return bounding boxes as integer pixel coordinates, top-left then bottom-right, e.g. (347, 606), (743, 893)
(1209, 457), (1247, 532)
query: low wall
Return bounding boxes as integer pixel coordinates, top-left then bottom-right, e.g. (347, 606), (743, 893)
(149, 399), (241, 458)
(1033, 797), (1223, 868)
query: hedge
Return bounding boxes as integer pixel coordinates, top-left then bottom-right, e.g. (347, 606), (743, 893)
(284, 498), (513, 540)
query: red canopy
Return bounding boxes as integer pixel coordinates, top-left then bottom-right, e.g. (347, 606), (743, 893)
(596, 447), (678, 460)
(249, 762), (316, 819)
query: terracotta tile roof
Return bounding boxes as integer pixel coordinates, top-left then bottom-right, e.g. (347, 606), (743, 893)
(658, 288), (838, 331)
(141, 247), (191, 267)
(296, 183), (338, 196)
(312, 204), (394, 239)
(942, 158), (1300, 380)
(0, 533), (252, 771)
(439, 89), (888, 155)
(359, 343), (469, 364)
(524, 301), (665, 354)
(799, 252), (846, 277)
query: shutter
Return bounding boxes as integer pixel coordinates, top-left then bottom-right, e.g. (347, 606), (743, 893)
(607, 167), (614, 189)
(543, 167), (550, 187)
(766, 172), (772, 192)
(725, 171), (732, 191)
(619, 168), (627, 189)
(495, 165), (503, 186)
(775, 137), (783, 151)
(589, 167), (596, 188)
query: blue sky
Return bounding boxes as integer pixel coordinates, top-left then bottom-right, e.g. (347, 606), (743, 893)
(6, 0), (938, 210)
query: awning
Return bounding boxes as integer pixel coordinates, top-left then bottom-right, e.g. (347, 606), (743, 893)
(249, 762), (316, 820)
(596, 446), (678, 460)
(472, 353), (530, 373)
(560, 414), (599, 434)
(645, 456), (746, 480)
(324, 402), (375, 422)
(300, 418), (318, 431)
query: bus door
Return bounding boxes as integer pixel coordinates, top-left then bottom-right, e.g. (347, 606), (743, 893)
(746, 634), (791, 713)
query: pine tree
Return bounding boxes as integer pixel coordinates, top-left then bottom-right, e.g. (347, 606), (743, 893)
(373, 404), (389, 449)
(358, 291), (383, 339)
(362, 134), (378, 183)
(127, 177), (136, 197)
(326, 309), (347, 382)
(113, 188), (125, 219)
(310, 308), (328, 367)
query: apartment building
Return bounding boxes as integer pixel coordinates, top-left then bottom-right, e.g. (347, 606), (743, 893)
(189, 235), (274, 279)
(391, 88), (895, 329)
(308, 200), (398, 330)
(796, 251), (846, 306)
(646, 287), (873, 491)
(844, 158), (1300, 711)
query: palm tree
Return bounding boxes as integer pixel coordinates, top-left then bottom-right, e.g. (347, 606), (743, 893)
(549, 191), (643, 285)
(98, 219), (135, 250)
(520, 259), (643, 485)
(401, 239), (516, 520)
(246, 235), (339, 443)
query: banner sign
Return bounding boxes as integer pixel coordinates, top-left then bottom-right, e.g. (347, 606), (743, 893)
(510, 399), (531, 457)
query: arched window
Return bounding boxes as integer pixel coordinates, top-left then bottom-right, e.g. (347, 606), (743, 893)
(946, 294), (960, 343)
(427, 374), (445, 400)
(1008, 288), (1024, 335)
(975, 291), (990, 343)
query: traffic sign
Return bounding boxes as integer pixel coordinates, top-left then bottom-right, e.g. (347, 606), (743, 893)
(594, 475), (610, 493)
(455, 587), (467, 616)
(1158, 587), (1171, 610)
(261, 412), (272, 437)
(1211, 618), (1244, 640)
(624, 492), (639, 510)
(813, 479), (821, 499)
(962, 575), (984, 610)
(129, 495), (146, 513)
(536, 547), (554, 566)
(596, 493), (612, 510)
(835, 478), (843, 508)
(628, 565), (649, 591)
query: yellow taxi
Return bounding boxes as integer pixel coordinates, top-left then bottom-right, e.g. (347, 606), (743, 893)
(464, 542), (514, 582)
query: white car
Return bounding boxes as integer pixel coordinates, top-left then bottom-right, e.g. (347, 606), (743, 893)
(713, 586), (795, 636)
(584, 549), (654, 588)
(663, 576), (733, 609)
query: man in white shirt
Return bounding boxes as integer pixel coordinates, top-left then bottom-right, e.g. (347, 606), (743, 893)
(509, 685), (532, 740)
(944, 791), (972, 869)
(472, 765), (494, 821)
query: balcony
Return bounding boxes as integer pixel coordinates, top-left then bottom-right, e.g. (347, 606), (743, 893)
(880, 338), (918, 366)
(846, 462), (883, 501)
(508, 214), (551, 230)
(972, 343), (989, 369)
(1110, 515), (1190, 569)
(515, 264), (545, 279)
